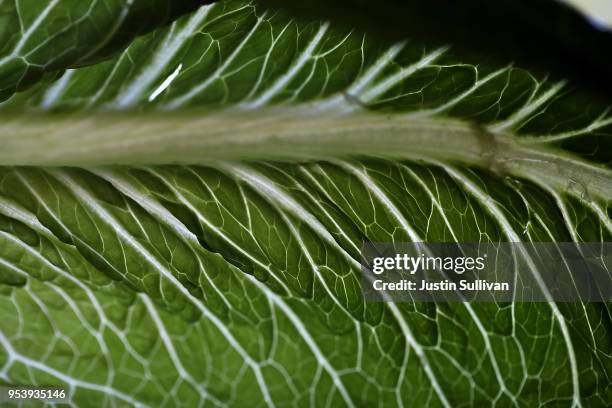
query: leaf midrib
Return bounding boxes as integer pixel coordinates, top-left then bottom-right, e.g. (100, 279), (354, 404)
(0, 110), (610, 200)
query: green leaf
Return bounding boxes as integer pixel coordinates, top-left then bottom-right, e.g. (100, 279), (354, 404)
(254, 0), (612, 98)
(0, 0), (206, 100)
(0, 1), (610, 407)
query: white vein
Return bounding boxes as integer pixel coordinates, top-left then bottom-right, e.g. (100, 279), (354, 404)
(489, 80), (566, 132)
(439, 164), (582, 408)
(315, 42), (406, 111)
(140, 294), (218, 404)
(523, 109), (612, 143)
(241, 22), (330, 109)
(336, 161), (452, 408)
(354, 47), (447, 107)
(92, 168), (241, 312)
(0, 197), (168, 395)
(297, 166), (363, 256)
(242, 21), (294, 101)
(407, 67), (510, 118)
(146, 167), (292, 295)
(344, 161), (518, 402)
(221, 163), (361, 268)
(112, 5), (213, 108)
(48, 169), (276, 407)
(0, 331), (146, 407)
(148, 64), (182, 102)
(40, 69), (76, 109)
(0, 0), (61, 64)
(164, 12), (268, 109)
(99, 167), (356, 408)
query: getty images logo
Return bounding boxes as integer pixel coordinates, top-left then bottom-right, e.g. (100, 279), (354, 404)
(371, 253), (487, 275)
